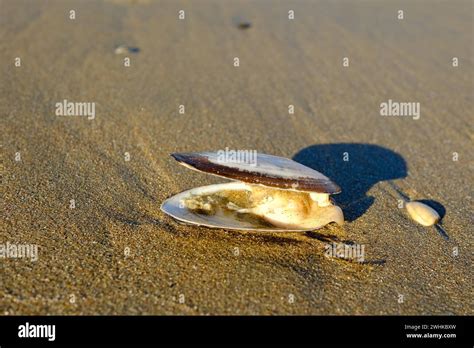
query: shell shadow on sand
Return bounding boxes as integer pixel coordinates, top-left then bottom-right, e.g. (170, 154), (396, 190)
(293, 143), (408, 222)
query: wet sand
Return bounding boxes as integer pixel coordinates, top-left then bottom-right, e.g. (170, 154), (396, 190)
(1, 0), (473, 315)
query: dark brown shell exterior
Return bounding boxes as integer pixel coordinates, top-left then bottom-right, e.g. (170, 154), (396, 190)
(171, 152), (341, 194)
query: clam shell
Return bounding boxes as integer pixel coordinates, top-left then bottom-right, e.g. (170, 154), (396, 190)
(171, 152), (341, 194)
(160, 182), (342, 232)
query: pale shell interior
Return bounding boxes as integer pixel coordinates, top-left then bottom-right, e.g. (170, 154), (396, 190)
(161, 182), (344, 232)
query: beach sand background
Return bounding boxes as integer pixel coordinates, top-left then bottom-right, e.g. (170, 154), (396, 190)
(1, 0), (472, 314)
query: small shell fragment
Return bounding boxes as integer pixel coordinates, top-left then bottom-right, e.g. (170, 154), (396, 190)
(237, 22), (252, 30)
(405, 201), (440, 226)
(114, 45), (140, 55)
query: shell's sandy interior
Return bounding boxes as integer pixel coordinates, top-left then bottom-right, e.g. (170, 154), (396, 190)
(182, 186), (271, 227)
(181, 185), (339, 229)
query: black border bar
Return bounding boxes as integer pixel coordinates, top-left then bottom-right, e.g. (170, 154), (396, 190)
(0, 315), (472, 345)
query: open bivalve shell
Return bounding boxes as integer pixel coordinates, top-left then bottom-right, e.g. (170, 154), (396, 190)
(161, 152), (344, 231)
